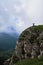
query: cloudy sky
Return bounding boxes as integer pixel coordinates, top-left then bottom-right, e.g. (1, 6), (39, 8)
(0, 0), (43, 33)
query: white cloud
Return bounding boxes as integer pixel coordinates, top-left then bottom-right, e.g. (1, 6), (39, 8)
(25, 0), (43, 24)
(0, 0), (43, 33)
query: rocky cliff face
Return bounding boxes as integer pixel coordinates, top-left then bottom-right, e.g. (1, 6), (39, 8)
(4, 25), (43, 65)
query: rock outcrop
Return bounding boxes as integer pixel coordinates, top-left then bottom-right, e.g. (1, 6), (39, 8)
(4, 25), (43, 65)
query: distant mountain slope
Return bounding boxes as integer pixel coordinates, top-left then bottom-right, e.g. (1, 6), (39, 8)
(0, 32), (19, 51)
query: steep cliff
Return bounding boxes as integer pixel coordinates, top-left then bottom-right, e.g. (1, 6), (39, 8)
(4, 25), (43, 65)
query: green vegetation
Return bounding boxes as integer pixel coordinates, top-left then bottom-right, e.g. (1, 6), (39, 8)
(0, 25), (43, 65)
(16, 25), (43, 65)
(16, 58), (43, 65)
(29, 25), (43, 33)
(18, 25), (43, 44)
(0, 49), (15, 65)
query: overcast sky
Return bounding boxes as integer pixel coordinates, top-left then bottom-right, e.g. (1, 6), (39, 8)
(0, 0), (43, 33)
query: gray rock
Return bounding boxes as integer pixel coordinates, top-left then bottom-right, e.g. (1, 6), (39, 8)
(31, 44), (40, 58)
